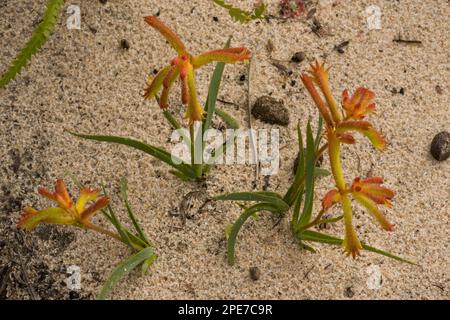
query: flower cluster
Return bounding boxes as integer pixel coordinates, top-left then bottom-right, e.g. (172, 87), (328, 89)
(144, 16), (251, 123)
(301, 61), (394, 257)
(18, 179), (109, 231)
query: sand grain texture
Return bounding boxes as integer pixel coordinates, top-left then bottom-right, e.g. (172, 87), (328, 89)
(0, 0), (449, 299)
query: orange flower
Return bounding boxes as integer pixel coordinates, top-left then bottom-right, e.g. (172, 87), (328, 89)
(144, 16), (251, 124)
(18, 179), (109, 231)
(350, 177), (395, 231)
(342, 88), (376, 120)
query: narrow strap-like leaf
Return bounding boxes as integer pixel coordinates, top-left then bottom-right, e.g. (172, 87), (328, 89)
(296, 121), (316, 227)
(98, 247), (156, 300)
(68, 131), (197, 179)
(227, 203), (279, 266)
(215, 108), (240, 129)
(298, 230), (416, 265)
(120, 177), (151, 246)
(215, 192), (288, 211)
(203, 38), (231, 133)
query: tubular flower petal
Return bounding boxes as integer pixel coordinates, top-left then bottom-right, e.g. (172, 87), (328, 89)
(336, 120), (386, 151)
(143, 16), (250, 122)
(352, 193), (395, 231)
(160, 63), (182, 109)
(342, 195), (362, 258)
(185, 63), (204, 123)
(322, 189), (341, 210)
(191, 48), (251, 68)
(350, 177), (395, 207)
(307, 61), (341, 123)
(342, 88), (376, 120)
(300, 74), (333, 126)
(18, 207), (74, 231)
(144, 16), (187, 55)
(18, 180), (108, 230)
(144, 66), (171, 100)
(80, 196), (110, 222)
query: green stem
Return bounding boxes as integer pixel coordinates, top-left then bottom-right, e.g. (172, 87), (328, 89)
(189, 123), (202, 178)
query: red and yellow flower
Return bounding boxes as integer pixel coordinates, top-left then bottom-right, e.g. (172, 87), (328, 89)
(18, 179), (109, 231)
(144, 16), (251, 124)
(301, 61), (394, 258)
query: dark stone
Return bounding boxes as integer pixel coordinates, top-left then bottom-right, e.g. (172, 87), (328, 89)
(213, 16), (219, 22)
(430, 131), (450, 161)
(99, 0), (107, 4)
(252, 96), (289, 126)
(344, 286), (355, 298)
(120, 39), (130, 50)
(291, 52), (306, 63)
(249, 267), (261, 281)
(239, 74), (246, 82)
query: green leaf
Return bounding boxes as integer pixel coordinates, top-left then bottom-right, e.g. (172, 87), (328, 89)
(298, 230), (416, 265)
(314, 168), (331, 177)
(120, 177), (151, 246)
(315, 116), (324, 151)
(215, 108), (240, 129)
(203, 38), (231, 133)
(283, 124), (305, 205)
(141, 254), (158, 275)
(0, 0), (64, 87)
(227, 203), (279, 266)
(213, 0), (267, 24)
(215, 192), (288, 211)
(68, 131), (197, 179)
(296, 121), (316, 228)
(98, 247), (156, 300)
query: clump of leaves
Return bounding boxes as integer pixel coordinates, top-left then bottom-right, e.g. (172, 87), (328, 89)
(70, 16), (250, 181)
(18, 177), (156, 299)
(213, 0), (267, 23)
(0, 0), (64, 87)
(216, 61), (414, 266)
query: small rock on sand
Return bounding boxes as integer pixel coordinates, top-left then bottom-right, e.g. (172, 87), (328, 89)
(252, 96), (290, 126)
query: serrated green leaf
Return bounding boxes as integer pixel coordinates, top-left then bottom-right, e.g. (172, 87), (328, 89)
(213, 0), (267, 23)
(98, 247), (156, 300)
(0, 0), (64, 87)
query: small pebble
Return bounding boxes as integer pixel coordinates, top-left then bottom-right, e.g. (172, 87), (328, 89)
(120, 39), (130, 50)
(252, 96), (290, 126)
(430, 131), (450, 161)
(344, 286), (355, 298)
(213, 16), (219, 22)
(399, 87), (405, 95)
(239, 74), (246, 82)
(249, 267), (261, 281)
(291, 51), (306, 63)
(435, 85), (442, 94)
(99, 0), (107, 4)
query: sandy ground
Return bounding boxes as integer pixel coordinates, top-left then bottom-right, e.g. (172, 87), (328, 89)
(0, 0), (449, 300)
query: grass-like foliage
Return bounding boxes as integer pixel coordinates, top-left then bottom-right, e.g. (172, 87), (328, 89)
(70, 17), (250, 181)
(18, 177), (157, 299)
(216, 62), (415, 265)
(0, 0), (64, 87)
(213, 0), (267, 23)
